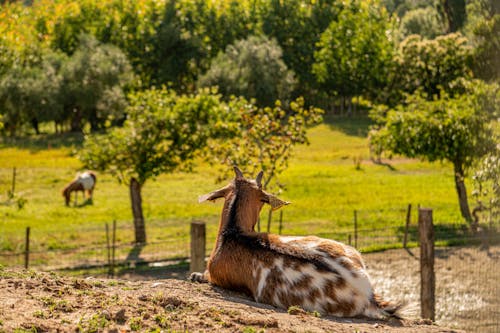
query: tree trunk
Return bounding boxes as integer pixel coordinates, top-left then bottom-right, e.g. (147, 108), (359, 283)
(453, 163), (473, 227)
(130, 177), (146, 244)
(70, 107), (83, 133)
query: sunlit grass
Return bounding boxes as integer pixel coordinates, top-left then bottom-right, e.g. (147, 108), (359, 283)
(0, 116), (467, 265)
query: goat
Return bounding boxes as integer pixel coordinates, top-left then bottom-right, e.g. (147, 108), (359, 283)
(62, 171), (97, 206)
(190, 167), (402, 319)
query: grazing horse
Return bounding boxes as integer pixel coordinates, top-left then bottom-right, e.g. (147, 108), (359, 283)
(62, 171), (97, 206)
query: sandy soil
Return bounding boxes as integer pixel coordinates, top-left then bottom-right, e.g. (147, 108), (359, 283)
(366, 246), (499, 333)
(2, 249), (492, 332)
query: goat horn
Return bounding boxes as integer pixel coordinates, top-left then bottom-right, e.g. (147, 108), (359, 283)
(256, 171), (264, 188)
(234, 166), (244, 179)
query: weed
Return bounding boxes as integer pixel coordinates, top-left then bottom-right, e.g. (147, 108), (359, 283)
(129, 317), (143, 331)
(311, 310), (321, 318)
(241, 327), (265, 333)
(32, 310), (47, 319)
(13, 327), (37, 333)
(77, 312), (109, 333)
(287, 305), (305, 315)
(153, 314), (170, 329)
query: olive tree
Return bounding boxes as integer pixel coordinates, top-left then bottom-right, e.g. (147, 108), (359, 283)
(61, 35), (133, 132)
(369, 83), (497, 226)
(79, 87), (228, 243)
(398, 7), (445, 40)
(197, 35), (296, 107)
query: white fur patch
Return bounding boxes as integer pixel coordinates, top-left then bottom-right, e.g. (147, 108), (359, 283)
(256, 266), (270, 301)
(78, 172), (95, 190)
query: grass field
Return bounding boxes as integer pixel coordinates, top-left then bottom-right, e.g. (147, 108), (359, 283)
(0, 116), (469, 265)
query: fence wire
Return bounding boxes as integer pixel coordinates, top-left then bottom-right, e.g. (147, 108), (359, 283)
(0, 217), (498, 333)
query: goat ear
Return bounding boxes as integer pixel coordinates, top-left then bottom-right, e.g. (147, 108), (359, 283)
(256, 171), (264, 188)
(266, 194), (290, 211)
(234, 166), (244, 179)
(198, 186), (229, 203)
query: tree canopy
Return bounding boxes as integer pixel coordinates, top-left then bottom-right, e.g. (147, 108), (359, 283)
(198, 35), (296, 107)
(369, 82), (499, 224)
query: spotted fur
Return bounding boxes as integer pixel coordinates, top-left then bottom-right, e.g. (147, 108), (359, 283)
(191, 167), (402, 319)
(62, 171), (97, 206)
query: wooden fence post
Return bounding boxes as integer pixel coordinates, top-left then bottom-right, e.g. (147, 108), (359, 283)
(112, 220), (116, 276)
(24, 227), (30, 269)
(403, 204), (412, 248)
(11, 167), (16, 196)
(105, 223), (111, 276)
(190, 221), (206, 273)
(267, 208), (273, 233)
(354, 210), (358, 248)
(419, 208), (435, 321)
(278, 211), (283, 235)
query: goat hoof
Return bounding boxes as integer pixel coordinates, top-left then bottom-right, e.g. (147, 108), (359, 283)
(189, 272), (207, 283)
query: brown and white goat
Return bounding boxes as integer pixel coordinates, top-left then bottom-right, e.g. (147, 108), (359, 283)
(190, 167), (401, 319)
(62, 171), (97, 206)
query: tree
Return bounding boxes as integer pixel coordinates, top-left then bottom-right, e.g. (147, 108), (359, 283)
(393, 33), (473, 104)
(0, 50), (64, 136)
(205, 97), (323, 194)
(369, 83), (498, 226)
(197, 35), (296, 107)
(79, 87), (229, 243)
(398, 7), (445, 40)
(312, 0), (394, 111)
(61, 35), (133, 132)
(436, 0), (466, 33)
(464, 0), (500, 83)
(259, 0), (340, 99)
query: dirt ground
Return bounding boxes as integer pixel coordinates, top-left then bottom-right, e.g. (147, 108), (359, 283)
(1, 246), (497, 333)
(365, 246), (499, 333)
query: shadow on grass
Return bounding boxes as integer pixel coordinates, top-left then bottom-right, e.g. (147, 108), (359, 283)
(322, 114), (373, 138)
(0, 132), (85, 152)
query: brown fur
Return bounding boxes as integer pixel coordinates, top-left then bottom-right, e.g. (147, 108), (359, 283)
(191, 168), (402, 319)
(62, 171), (96, 206)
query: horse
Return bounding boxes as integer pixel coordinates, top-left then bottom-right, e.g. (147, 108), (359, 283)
(62, 171), (97, 206)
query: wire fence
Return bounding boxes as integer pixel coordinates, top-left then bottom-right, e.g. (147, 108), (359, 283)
(0, 211), (499, 333)
(0, 215), (497, 271)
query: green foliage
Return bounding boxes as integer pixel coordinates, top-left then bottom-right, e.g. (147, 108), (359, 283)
(398, 7), (445, 40)
(393, 33), (473, 103)
(369, 83), (498, 223)
(206, 97), (323, 192)
(473, 144), (500, 224)
(79, 87), (227, 186)
(464, 0), (500, 83)
(198, 35), (296, 107)
(0, 49), (65, 136)
(369, 89), (495, 169)
(436, 0), (466, 32)
(0, 34), (131, 136)
(61, 34), (133, 132)
(259, 0), (340, 97)
(312, 0), (394, 101)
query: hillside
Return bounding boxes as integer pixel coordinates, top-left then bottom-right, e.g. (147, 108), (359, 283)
(0, 267), (463, 333)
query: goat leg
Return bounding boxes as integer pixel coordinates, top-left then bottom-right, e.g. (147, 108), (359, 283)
(189, 270), (209, 283)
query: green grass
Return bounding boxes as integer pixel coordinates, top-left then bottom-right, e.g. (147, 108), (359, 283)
(0, 116), (470, 267)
